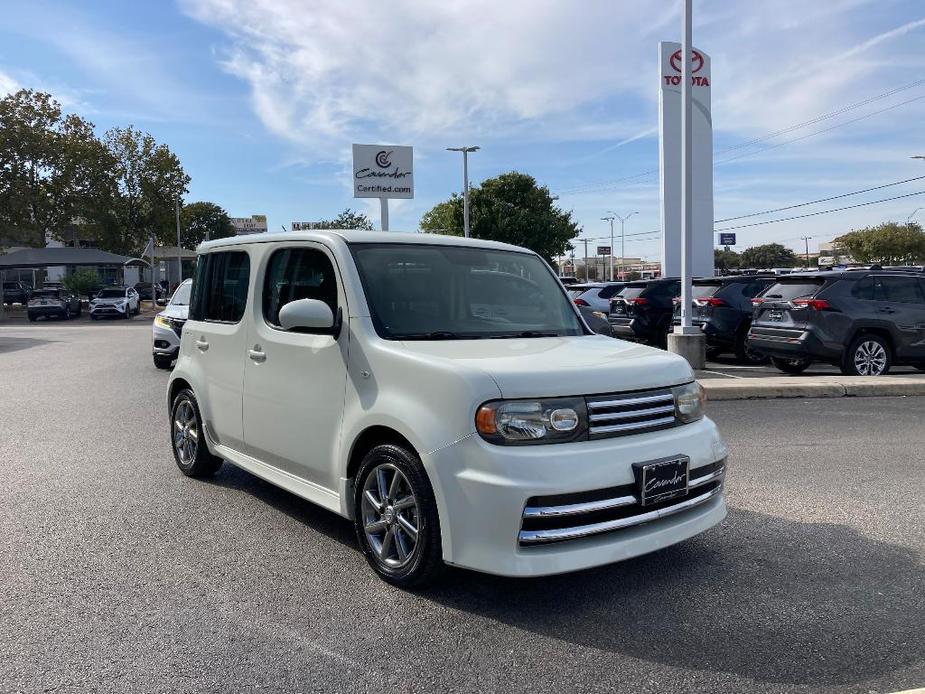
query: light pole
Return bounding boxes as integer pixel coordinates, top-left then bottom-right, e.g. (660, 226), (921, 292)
(612, 211), (638, 280)
(800, 235), (813, 266)
(175, 197), (182, 287)
(906, 207), (922, 222)
(600, 215), (615, 280)
(447, 146), (479, 238)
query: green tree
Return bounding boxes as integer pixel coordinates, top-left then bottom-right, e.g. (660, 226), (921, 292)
(834, 222), (925, 264)
(420, 172), (580, 264)
(714, 247), (740, 271)
(103, 126), (189, 255)
(315, 208), (374, 230)
(739, 243), (797, 269)
(0, 89), (115, 248)
(62, 269), (101, 298)
(180, 201), (234, 248)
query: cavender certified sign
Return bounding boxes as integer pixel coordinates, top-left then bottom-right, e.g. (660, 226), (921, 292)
(352, 144), (414, 199)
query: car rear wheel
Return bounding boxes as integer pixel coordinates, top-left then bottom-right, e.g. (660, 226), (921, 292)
(354, 444), (443, 588)
(27, 313), (36, 322)
(735, 330), (770, 365)
(170, 388), (223, 477)
(771, 356), (812, 374)
(841, 334), (891, 376)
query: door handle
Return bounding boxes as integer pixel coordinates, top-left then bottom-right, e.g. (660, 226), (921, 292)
(879, 306), (896, 314)
(248, 346), (266, 363)
(196, 337), (210, 352)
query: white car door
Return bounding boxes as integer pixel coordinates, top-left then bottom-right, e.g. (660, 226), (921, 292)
(242, 242), (349, 492)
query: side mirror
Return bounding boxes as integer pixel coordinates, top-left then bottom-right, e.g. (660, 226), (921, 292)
(278, 298), (341, 337)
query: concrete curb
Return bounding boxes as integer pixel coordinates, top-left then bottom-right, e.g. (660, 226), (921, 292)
(700, 375), (925, 401)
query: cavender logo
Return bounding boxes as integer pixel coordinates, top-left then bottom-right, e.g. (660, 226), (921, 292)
(375, 150), (392, 169)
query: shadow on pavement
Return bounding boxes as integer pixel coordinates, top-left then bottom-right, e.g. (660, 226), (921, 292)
(422, 507), (924, 688)
(0, 336), (52, 354)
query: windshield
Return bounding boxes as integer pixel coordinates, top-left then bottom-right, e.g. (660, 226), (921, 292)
(97, 288), (125, 298)
(170, 281), (192, 306)
(350, 243), (585, 339)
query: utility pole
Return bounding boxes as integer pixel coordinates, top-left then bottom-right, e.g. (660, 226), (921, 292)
(600, 215), (615, 280)
(447, 146), (480, 237)
(580, 238), (590, 281)
(612, 211), (638, 280)
(800, 236), (813, 266)
(175, 197), (182, 287)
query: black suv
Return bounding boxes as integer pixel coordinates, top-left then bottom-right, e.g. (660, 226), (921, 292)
(608, 278), (681, 347)
(748, 270), (925, 375)
(3, 281), (31, 305)
(672, 275), (775, 364)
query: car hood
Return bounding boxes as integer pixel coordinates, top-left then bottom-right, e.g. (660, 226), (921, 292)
(398, 335), (694, 398)
(93, 297), (125, 305)
(160, 304), (189, 320)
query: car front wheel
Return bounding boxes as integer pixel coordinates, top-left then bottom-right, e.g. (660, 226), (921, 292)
(841, 335), (891, 376)
(153, 353), (174, 370)
(170, 388), (223, 477)
(354, 444), (443, 588)
(771, 356), (812, 374)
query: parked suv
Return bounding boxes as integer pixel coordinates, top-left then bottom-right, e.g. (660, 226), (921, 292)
(570, 282), (627, 312)
(3, 281), (31, 305)
(90, 286), (140, 319)
(168, 232), (727, 587)
(27, 288), (81, 321)
(672, 275), (775, 364)
(748, 271), (925, 375)
(609, 278), (681, 347)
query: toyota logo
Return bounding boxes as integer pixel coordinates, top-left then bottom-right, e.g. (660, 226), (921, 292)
(375, 150), (392, 168)
(669, 49), (704, 74)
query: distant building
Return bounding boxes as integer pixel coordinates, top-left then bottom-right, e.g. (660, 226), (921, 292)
(231, 215), (268, 235)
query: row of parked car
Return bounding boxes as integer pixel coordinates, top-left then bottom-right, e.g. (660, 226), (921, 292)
(566, 268), (925, 376)
(15, 284), (143, 321)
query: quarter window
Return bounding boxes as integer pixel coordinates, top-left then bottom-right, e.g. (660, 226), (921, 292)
(263, 247), (338, 328)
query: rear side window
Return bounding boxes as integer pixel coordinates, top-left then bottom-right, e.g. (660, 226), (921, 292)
(692, 282), (722, 297)
(618, 286), (647, 299)
(881, 276), (925, 303)
(190, 251), (250, 323)
(763, 281), (824, 302)
(598, 285), (624, 299)
(263, 247), (338, 327)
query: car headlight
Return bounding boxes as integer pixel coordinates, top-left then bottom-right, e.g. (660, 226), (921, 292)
(476, 397), (587, 445)
(672, 381), (705, 423)
(154, 314), (171, 328)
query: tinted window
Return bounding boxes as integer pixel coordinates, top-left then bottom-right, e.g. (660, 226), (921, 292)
(263, 247), (338, 328)
(350, 243), (583, 339)
(193, 251), (250, 323)
(32, 290), (59, 299)
(880, 276), (925, 303)
(619, 285), (647, 299)
(692, 282), (722, 297)
(763, 281), (824, 301)
(598, 284), (624, 299)
(851, 277), (877, 301)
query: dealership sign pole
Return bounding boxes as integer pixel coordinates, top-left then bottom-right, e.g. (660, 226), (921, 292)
(352, 144), (414, 231)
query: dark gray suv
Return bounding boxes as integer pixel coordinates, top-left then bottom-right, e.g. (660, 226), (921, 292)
(747, 270), (925, 376)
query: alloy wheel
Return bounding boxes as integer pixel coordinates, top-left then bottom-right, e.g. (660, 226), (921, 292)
(173, 399), (199, 464)
(360, 463), (420, 568)
(854, 340), (887, 376)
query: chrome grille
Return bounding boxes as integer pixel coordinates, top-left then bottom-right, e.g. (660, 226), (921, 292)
(586, 389), (678, 439)
(518, 459), (725, 546)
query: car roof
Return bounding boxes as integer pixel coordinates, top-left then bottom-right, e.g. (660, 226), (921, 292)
(769, 269), (924, 280)
(198, 230), (530, 254)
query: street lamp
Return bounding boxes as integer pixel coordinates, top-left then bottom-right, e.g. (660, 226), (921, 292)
(907, 208), (922, 223)
(611, 211), (637, 280)
(447, 146), (480, 238)
(600, 215), (615, 280)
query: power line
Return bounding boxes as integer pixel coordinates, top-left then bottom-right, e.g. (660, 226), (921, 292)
(715, 174), (925, 223)
(557, 78), (925, 196)
(714, 190), (925, 231)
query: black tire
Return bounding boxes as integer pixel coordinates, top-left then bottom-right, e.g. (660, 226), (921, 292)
(153, 353), (174, 370)
(915, 365), (925, 373)
(90, 314), (98, 321)
(705, 346), (723, 361)
(353, 444), (443, 588)
(169, 388), (223, 477)
(27, 313), (36, 322)
(123, 309), (131, 320)
(840, 334), (891, 376)
(735, 329), (770, 365)
(771, 356), (812, 375)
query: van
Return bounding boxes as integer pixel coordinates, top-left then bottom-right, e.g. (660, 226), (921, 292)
(168, 231), (728, 587)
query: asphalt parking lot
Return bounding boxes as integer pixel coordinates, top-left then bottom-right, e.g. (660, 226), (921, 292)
(697, 353), (922, 380)
(1, 319), (923, 694)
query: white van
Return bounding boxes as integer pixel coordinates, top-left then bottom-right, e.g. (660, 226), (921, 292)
(168, 231), (727, 587)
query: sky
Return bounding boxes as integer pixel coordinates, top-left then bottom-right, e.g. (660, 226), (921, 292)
(2, 0), (925, 262)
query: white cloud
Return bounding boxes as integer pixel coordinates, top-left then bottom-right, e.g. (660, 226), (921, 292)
(0, 69), (19, 95)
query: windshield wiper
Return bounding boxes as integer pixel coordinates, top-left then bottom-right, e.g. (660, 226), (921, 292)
(490, 330), (560, 338)
(396, 331), (482, 340)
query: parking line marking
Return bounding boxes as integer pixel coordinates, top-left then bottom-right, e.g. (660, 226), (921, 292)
(701, 369), (745, 379)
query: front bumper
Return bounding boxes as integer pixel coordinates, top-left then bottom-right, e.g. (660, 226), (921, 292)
(27, 305), (66, 317)
(152, 320), (182, 355)
(90, 304), (128, 317)
(423, 417), (728, 577)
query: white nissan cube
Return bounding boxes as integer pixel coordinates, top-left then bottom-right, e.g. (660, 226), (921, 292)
(168, 231), (727, 587)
